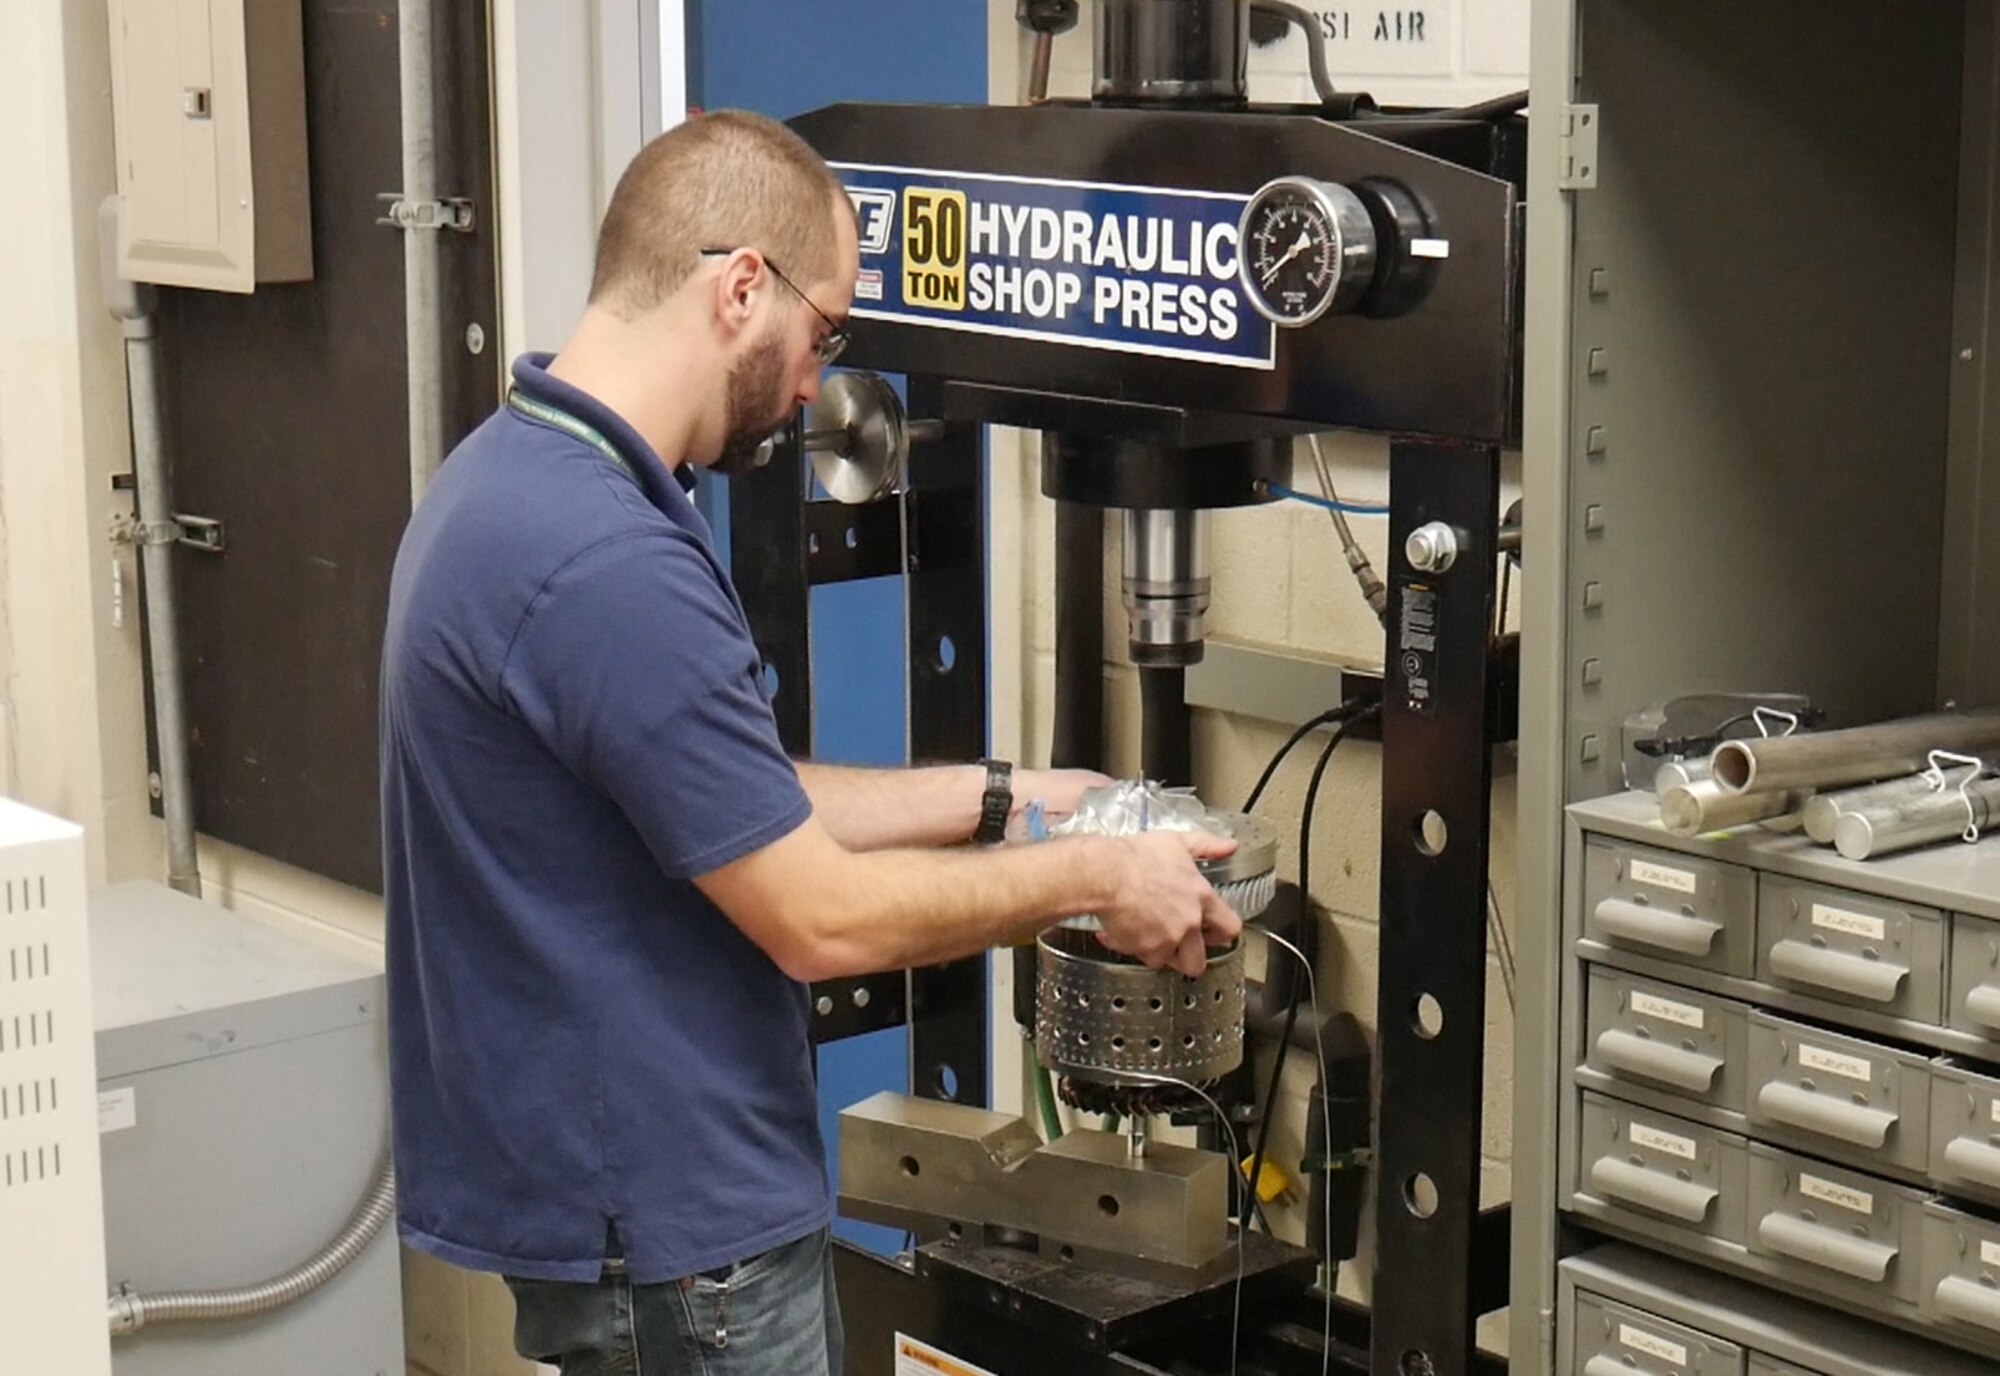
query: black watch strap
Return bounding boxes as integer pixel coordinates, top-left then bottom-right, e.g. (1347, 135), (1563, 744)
(974, 759), (1013, 844)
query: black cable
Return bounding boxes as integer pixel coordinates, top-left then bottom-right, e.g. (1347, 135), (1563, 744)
(1249, 0), (1338, 105)
(1245, 705), (1376, 1229)
(1436, 89), (1529, 122)
(1241, 697), (1369, 814)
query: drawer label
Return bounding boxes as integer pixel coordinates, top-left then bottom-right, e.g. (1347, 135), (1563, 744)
(1631, 990), (1706, 1030)
(1798, 1044), (1873, 1084)
(1631, 1122), (1698, 1161)
(1811, 903), (1887, 941)
(97, 1086), (136, 1135)
(1983, 1240), (2000, 1268)
(1630, 859), (1698, 895)
(1800, 1172), (1874, 1215)
(1991, 1098), (2000, 1126)
(1618, 1324), (1688, 1368)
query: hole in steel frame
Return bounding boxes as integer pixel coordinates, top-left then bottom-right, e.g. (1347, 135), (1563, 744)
(900, 1156), (921, 1178)
(1414, 810), (1448, 857)
(1404, 1172), (1439, 1219)
(934, 1064), (959, 1100)
(1413, 994), (1445, 1039)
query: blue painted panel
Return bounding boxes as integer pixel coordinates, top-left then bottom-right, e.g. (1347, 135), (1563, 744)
(691, 0), (989, 1257)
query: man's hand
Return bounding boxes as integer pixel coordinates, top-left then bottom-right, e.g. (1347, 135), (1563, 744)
(1094, 831), (1242, 977)
(1012, 768), (1113, 825)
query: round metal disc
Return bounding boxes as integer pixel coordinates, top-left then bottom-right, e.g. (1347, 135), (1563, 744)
(808, 371), (907, 505)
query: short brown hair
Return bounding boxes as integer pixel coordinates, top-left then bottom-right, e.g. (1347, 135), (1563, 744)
(589, 110), (849, 317)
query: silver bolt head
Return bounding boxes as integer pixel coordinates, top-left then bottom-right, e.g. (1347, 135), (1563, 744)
(1405, 521), (1459, 573)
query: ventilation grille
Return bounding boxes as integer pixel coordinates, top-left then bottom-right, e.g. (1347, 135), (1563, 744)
(0, 805), (110, 1373)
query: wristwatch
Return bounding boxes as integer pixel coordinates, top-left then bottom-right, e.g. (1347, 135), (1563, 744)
(974, 759), (1014, 844)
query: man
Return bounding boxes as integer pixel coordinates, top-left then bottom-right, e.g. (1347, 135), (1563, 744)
(380, 110), (1240, 1376)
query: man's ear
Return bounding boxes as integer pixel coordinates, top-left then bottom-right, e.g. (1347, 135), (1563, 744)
(712, 251), (761, 334)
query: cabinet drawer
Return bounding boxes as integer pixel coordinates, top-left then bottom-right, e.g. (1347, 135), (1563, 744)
(1930, 1060), (2000, 1209)
(1948, 913), (2000, 1047)
(1744, 1011), (1932, 1174)
(1747, 1143), (1928, 1305)
(1573, 1293), (1745, 1376)
(1584, 840), (1757, 977)
(1579, 1092), (1747, 1244)
(1583, 967), (1749, 1112)
(1918, 1201), (2000, 1340)
(1756, 878), (1944, 1024)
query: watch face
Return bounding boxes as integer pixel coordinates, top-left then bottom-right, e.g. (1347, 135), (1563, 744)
(1240, 180), (1349, 327)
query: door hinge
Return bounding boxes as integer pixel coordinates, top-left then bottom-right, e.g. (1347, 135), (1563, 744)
(377, 194), (475, 233)
(1559, 104), (1600, 191)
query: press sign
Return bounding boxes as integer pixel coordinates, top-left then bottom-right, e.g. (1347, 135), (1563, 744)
(836, 162), (1278, 371)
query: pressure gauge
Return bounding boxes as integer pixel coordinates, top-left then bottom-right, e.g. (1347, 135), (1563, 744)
(1236, 177), (1380, 327)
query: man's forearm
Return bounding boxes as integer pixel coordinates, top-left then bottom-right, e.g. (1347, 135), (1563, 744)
(794, 761), (984, 851)
(808, 837), (1121, 977)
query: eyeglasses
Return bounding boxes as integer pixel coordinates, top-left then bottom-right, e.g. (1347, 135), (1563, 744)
(699, 247), (850, 365)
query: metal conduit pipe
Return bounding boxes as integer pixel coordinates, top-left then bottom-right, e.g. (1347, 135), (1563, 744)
(401, 0), (444, 501)
(101, 198), (200, 899)
(109, 1163), (395, 1335)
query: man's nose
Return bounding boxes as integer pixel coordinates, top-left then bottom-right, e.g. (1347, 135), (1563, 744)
(797, 369), (822, 407)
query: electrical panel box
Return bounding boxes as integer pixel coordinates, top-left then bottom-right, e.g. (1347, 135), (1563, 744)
(92, 882), (399, 1376)
(107, 0), (313, 292)
(0, 801), (113, 1376)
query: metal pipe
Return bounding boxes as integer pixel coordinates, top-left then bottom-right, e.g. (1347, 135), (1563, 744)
(1658, 779), (1806, 837)
(1801, 774), (1940, 845)
(112, 295), (201, 899)
(1029, 30), (1055, 101)
(1711, 711), (2000, 795)
(1833, 778), (2000, 861)
(101, 197), (199, 894)
(1139, 665), (1192, 787)
(110, 1163), (395, 1334)
(401, 0), (444, 502)
(1651, 755), (1713, 795)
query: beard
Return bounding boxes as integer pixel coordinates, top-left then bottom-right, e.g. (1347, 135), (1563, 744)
(711, 326), (794, 477)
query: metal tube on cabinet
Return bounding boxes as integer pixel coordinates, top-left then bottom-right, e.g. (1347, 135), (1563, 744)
(1652, 756), (1713, 794)
(1801, 774), (1940, 845)
(1711, 711), (2000, 794)
(1658, 779), (1805, 836)
(1832, 777), (2000, 860)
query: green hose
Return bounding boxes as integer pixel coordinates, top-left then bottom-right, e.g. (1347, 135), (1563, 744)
(1032, 1059), (1065, 1141)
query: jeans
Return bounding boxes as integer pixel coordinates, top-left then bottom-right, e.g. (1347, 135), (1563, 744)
(505, 1227), (843, 1376)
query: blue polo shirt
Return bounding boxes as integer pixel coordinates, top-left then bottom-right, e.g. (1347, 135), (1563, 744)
(380, 354), (823, 1284)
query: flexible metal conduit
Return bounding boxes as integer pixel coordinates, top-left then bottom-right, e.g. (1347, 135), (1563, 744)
(108, 1163), (395, 1336)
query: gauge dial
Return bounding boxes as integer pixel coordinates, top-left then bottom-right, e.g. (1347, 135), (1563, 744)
(1237, 177), (1378, 327)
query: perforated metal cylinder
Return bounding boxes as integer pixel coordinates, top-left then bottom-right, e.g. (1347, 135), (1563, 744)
(1035, 931), (1245, 1086)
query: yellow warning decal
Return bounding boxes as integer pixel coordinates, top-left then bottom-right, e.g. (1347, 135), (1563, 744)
(894, 1332), (999, 1376)
(901, 187), (969, 312)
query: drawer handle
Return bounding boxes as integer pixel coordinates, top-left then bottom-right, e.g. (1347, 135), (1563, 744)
(1966, 984), (2000, 1033)
(1588, 1155), (1718, 1223)
(1596, 1029), (1724, 1094)
(1941, 1136), (2000, 1190)
(1584, 1357), (1646, 1376)
(1936, 1275), (2000, 1333)
(1767, 939), (1906, 1003)
(1594, 898), (1722, 956)
(1755, 1081), (1897, 1148)
(1756, 1211), (1897, 1281)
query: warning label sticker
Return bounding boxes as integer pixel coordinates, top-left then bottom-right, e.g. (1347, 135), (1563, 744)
(896, 1333), (999, 1376)
(835, 161), (1277, 371)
